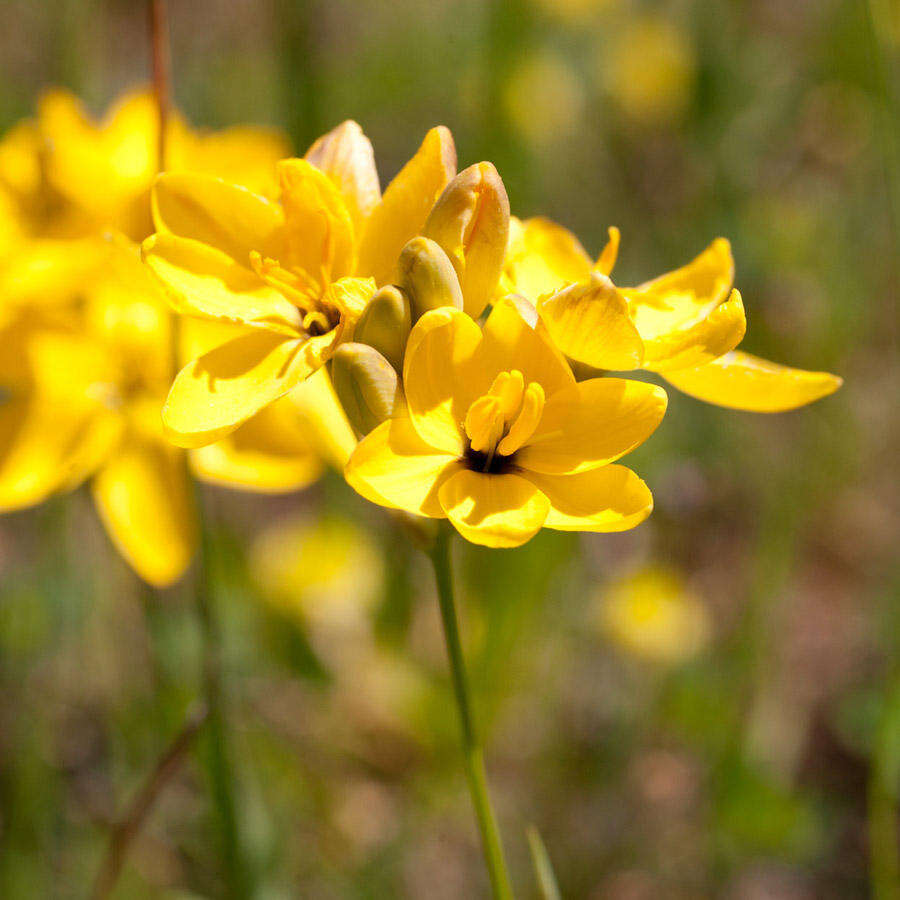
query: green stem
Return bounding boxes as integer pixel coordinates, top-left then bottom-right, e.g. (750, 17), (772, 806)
(869, 674), (900, 900)
(427, 526), (513, 900)
(195, 516), (250, 900)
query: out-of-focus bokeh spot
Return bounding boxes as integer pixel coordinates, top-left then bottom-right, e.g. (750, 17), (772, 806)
(595, 566), (710, 665)
(603, 14), (695, 125)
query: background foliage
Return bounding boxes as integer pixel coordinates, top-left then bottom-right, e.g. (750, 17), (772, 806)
(0, 0), (897, 897)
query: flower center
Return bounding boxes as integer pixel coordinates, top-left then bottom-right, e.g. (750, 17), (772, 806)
(463, 369), (545, 473)
(249, 251), (340, 336)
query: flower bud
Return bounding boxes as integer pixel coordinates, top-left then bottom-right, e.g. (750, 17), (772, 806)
(353, 284), (411, 373)
(331, 342), (403, 437)
(395, 236), (463, 322)
(423, 162), (510, 318)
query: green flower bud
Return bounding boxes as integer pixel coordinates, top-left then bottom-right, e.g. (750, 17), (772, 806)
(396, 236), (463, 322)
(354, 284), (411, 373)
(331, 342), (403, 437)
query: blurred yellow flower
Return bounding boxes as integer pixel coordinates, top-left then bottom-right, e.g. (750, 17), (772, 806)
(604, 15), (695, 124)
(504, 55), (587, 146)
(250, 513), (382, 624)
(143, 121), (457, 448)
(0, 90), (348, 583)
(596, 567), (710, 665)
(0, 87), (290, 319)
(0, 237), (195, 586)
(37, 87), (289, 240)
(504, 218), (842, 411)
(345, 298), (666, 548)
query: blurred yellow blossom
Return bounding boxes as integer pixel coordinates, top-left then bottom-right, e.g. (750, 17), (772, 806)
(596, 567), (710, 665)
(504, 55), (587, 146)
(250, 514), (382, 624)
(37, 87), (289, 240)
(0, 237), (196, 586)
(0, 89), (343, 584)
(604, 15), (695, 124)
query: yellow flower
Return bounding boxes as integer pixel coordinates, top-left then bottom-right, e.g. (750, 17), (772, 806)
(0, 237), (347, 583)
(595, 567), (710, 665)
(0, 92), (348, 581)
(0, 237), (195, 586)
(143, 120), (457, 447)
(504, 217), (843, 412)
(344, 298), (667, 548)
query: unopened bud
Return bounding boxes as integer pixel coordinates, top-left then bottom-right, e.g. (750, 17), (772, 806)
(423, 162), (509, 319)
(354, 284), (411, 373)
(395, 236), (463, 322)
(331, 342), (403, 437)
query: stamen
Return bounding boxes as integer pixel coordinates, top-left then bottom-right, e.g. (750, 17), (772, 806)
(250, 251), (320, 311)
(465, 395), (505, 453)
(302, 310), (330, 335)
(487, 369), (525, 419)
(464, 369), (546, 470)
(497, 382), (545, 456)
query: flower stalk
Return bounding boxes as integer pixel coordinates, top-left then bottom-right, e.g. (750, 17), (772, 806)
(426, 524), (513, 900)
(149, 3), (247, 895)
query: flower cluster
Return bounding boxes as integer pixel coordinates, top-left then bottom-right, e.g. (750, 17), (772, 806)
(0, 90), (842, 569)
(137, 114), (840, 548)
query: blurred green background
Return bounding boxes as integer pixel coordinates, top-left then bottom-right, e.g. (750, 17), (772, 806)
(0, 0), (897, 897)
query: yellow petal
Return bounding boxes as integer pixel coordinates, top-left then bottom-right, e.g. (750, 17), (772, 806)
(538, 273), (644, 371)
(662, 350), (843, 412)
(278, 158), (356, 283)
(503, 216), (592, 301)
(641, 289), (746, 372)
(345, 416), (462, 517)
(290, 367), (358, 468)
(0, 394), (121, 511)
(39, 88), (157, 237)
(595, 226), (620, 276)
(423, 161), (510, 318)
(169, 124), (290, 199)
(142, 233), (302, 334)
(190, 397), (323, 493)
(517, 377), (667, 474)
(163, 330), (334, 447)
(477, 296), (575, 399)
(356, 126), (457, 286)
(178, 321), (356, 467)
(624, 237), (735, 344)
(0, 238), (108, 309)
(438, 469), (549, 548)
(305, 120), (381, 232)
(524, 465), (653, 532)
(403, 307), (483, 455)
(84, 234), (173, 384)
(92, 436), (196, 587)
(151, 171), (286, 263)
